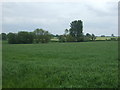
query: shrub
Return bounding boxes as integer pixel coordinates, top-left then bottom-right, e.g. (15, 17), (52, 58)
(7, 33), (18, 44)
(111, 38), (117, 41)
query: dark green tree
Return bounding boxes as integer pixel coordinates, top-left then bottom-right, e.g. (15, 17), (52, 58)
(28, 32), (34, 43)
(91, 34), (96, 41)
(101, 35), (105, 37)
(17, 31), (34, 44)
(0, 34), (1, 40)
(64, 29), (69, 35)
(59, 35), (66, 42)
(7, 33), (18, 44)
(2, 33), (7, 40)
(111, 34), (115, 37)
(85, 33), (92, 41)
(34, 28), (51, 43)
(55, 34), (59, 37)
(86, 33), (91, 38)
(69, 20), (83, 42)
(66, 35), (75, 42)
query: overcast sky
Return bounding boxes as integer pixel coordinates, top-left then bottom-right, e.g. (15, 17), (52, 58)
(1, 0), (119, 36)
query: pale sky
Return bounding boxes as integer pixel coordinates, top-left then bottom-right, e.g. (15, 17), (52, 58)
(1, 0), (119, 36)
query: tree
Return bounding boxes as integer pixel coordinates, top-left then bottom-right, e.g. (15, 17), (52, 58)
(34, 28), (51, 43)
(41, 31), (51, 43)
(17, 31), (34, 44)
(64, 29), (69, 35)
(0, 34), (1, 40)
(55, 34), (59, 37)
(7, 33), (18, 44)
(7, 31), (34, 44)
(28, 32), (34, 43)
(59, 35), (66, 42)
(111, 34), (115, 37)
(86, 33), (91, 37)
(111, 38), (117, 41)
(101, 35), (105, 37)
(66, 35), (75, 42)
(85, 33), (92, 41)
(69, 20), (83, 42)
(91, 34), (96, 41)
(2, 33), (7, 40)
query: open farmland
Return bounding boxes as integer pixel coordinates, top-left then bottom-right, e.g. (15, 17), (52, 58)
(50, 36), (118, 42)
(95, 37), (118, 41)
(2, 41), (118, 88)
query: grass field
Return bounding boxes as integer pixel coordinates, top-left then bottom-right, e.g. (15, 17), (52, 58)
(2, 41), (118, 88)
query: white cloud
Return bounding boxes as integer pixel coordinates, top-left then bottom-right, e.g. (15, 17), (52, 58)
(0, 2), (2, 33)
(2, 0), (118, 35)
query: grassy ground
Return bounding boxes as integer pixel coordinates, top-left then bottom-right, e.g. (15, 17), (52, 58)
(2, 41), (118, 88)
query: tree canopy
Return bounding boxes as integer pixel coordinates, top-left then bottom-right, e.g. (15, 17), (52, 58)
(1, 20), (98, 44)
(34, 28), (51, 43)
(6, 29), (51, 44)
(69, 20), (83, 42)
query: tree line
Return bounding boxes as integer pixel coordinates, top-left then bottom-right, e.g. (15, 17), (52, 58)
(0, 29), (51, 44)
(58, 20), (96, 42)
(1, 20), (98, 44)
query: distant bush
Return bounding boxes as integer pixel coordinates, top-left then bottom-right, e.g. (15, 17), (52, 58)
(1, 33), (7, 40)
(111, 38), (117, 41)
(59, 35), (66, 42)
(34, 29), (51, 43)
(101, 35), (105, 37)
(7, 33), (18, 44)
(106, 39), (111, 41)
(84, 33), (96, 41)
(66, 35), (76, 42)
(17, 31), (34, 44)
(84, 36), (91, 42)
(7, 32), (34, 44)
(118, 37), (120, 41)
(7, 28), (51, 44)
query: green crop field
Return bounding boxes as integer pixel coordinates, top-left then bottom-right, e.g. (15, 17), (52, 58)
(2, 41), (118, 88)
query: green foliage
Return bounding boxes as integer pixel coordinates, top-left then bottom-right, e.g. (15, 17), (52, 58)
(1, 33), (7, 40)
(7, 29), (51, 44)
(0, 34), (1, 40)
(118, 37), (120, 41)
(66, 35), (76, 42)
(3, 41), (118, 88)
(7, 33), (18, 44)
(111, 34), (115, 37)
(17, 31), (34, 44)
(91, 34), (96, 41)
(64, 29), (69, 35)
(101, 35), (105, 37)
(84, 33), (91, 41)
(86, 33), (91, 38)
(34, 28), (51, 43)
(59, 35), (66, 42)
(61, 20), (86, 42)
(111, 38), (117, 41)
(69, 20), (83, 42)
(7, 32), (34, 44)
(84, 33), (96, 41)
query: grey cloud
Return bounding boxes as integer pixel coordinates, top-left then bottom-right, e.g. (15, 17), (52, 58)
(2, 1), (118, 36)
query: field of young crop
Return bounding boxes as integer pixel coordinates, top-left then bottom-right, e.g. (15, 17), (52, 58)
(2, 41), (118, 88)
